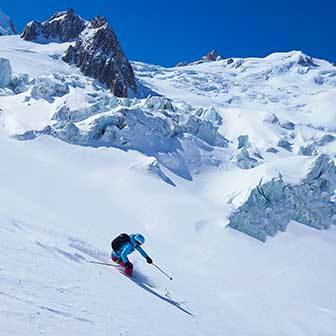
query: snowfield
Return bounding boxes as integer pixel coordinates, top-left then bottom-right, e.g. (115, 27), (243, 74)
(1, 34), (336, 336)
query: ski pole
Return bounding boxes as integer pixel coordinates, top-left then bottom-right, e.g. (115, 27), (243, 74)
(152, 263), (173, 280)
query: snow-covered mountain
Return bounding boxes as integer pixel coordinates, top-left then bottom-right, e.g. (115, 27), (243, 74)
(21, 9), (136, 97)
(0, 9), (16, 35)
(0, 9), (336, 336)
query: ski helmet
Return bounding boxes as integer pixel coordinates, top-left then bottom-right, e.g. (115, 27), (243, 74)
(134, 234), (145, 245)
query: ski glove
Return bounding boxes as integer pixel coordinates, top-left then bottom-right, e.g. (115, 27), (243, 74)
(146, 257), (153, 264)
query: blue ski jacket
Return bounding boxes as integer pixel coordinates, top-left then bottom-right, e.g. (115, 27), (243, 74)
(111, 234), (149, 263)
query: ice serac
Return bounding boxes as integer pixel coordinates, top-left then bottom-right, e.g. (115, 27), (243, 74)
(31, 76), (69, 102)
(21, 9), (86, 42)
(229, 155), (336, 242)
(0, 58), (12, 87)
(62, 16), (136, 97)
(0, 9), (16, 36)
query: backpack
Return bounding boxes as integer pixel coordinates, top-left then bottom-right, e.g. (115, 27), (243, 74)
(111, 233), (131, 252)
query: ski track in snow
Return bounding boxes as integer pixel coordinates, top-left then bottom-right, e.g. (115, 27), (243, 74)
(0, 137), (335, 335)
(0, 191), (195, 335)
(0, 34), (336, 335)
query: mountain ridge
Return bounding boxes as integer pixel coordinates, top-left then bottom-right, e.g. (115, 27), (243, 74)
(21, 9), (136, 97)
(0, 10), (336, 336)
(0, 9), (17, 35)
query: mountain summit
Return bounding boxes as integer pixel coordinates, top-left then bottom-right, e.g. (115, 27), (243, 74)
(63, 15), (137, 97)
(176, 49), (223, 66)
(0, 9), (17, 35)
(21, 9), (85, 43)
(21, 9), (136, 97)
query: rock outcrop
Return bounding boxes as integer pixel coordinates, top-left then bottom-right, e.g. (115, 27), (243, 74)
(21, 9), (86, 42)
(62, 16), (136, 97)
(176, 50), (223, 67)
(202, 50), (222, 62)
(0, 9), (16, 35)
(21, 9), (137, 97)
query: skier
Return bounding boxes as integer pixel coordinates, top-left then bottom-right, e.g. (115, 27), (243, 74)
(111, 233), (153, 276)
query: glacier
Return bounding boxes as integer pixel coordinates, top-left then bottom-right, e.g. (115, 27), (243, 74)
(0, 31), (336, 336)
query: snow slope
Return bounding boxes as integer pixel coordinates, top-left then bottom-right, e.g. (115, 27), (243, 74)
(1, 34), (336, 335)
(1, 136), (336, 336)
(0, 35), (75, 78)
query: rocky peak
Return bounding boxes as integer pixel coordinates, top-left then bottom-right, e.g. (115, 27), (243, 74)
(50, 8), (74, 21)
(0, 9), (17, 35)
(62, 15), (136, 97)
(91, 16), (107, 29)
(20, 9), (136, 97)
(203, 50), (221, 62)
(21, 9), (86, 42)
(176, 49), (222, 67)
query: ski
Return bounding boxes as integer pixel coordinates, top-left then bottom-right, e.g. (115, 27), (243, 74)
(89, 260), (120, 267)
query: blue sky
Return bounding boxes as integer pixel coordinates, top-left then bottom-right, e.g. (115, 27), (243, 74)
(2, 0), (336, 66)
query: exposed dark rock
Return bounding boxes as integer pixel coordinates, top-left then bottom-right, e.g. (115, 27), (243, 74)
(297, 54), (316, 67)
(175, 50), (223, 67)
(203, 50), (221, 62)
(176, 61), (188, 67)
(21, 9), (86, 42)
(62, 16), (136, 97)
(21, 9), (136, 97)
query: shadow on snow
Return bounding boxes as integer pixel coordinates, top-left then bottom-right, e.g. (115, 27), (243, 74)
(89, 260), (193, 317)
